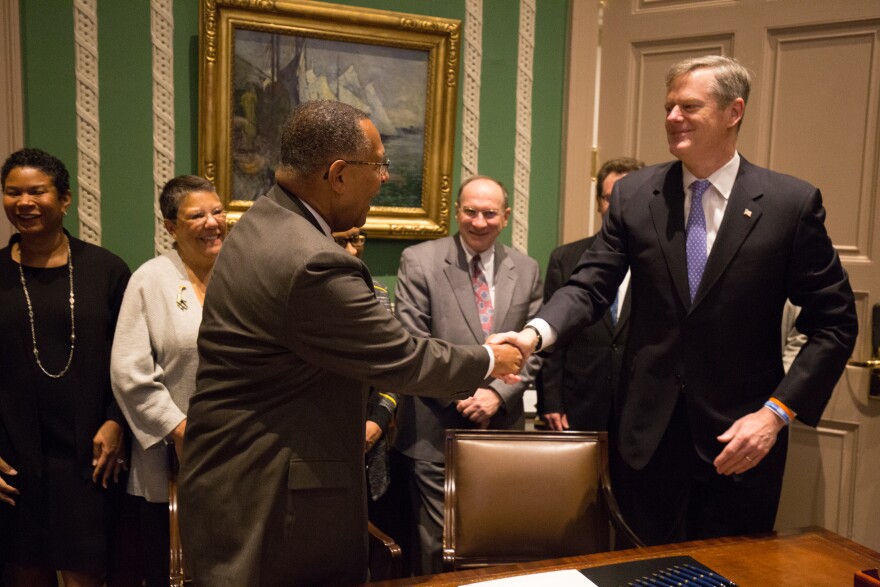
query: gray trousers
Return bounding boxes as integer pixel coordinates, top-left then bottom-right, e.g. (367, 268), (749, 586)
(402, 456), (445, 576)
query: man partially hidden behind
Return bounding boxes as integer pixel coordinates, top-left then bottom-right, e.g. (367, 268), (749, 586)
(330, 226), (400, 530)
(537, 157), (643, 432)
(178, 100), (523, 586)
(493, 55), (857, 546)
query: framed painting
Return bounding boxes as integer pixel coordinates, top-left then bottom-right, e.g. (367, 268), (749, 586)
(198, 0), (461, 238)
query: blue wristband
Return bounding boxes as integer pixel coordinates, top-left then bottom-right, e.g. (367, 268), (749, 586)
(764, 400), (790, 425)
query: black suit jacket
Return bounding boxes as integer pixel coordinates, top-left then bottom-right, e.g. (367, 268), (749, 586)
(538, 157), (858, 471)
(536, 235), (629, 431)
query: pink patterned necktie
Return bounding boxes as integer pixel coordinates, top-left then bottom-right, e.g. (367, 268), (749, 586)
(686, 179), (711, 302)
(471, 255), (494, 339)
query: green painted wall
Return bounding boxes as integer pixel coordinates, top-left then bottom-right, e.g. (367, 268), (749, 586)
(18, 0), (568, 295)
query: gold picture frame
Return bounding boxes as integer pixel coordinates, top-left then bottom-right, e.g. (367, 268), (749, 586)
(198, 0), (461, 238)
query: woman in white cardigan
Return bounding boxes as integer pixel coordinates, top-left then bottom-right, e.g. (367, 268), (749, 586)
(110, 175), (226, 587)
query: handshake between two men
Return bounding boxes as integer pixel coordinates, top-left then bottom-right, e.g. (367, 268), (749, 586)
(487, 328), (539, 372)
(484, 325), (539, 384)
(458, 330), (538, 429)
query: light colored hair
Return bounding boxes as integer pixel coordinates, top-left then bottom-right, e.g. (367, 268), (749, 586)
(665, 55), (751, 108)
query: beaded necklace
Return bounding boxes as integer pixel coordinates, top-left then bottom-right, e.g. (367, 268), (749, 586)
(17, 240), (75, 378)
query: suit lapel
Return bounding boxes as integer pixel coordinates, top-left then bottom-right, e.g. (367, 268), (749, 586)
(691, 159), (763, 309)
(445, 236), (485, 342)
(492, 242), (516, 332)
(650, 162), (691, 310)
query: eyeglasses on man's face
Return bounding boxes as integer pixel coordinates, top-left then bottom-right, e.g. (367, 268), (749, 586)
(176, 208), (227, 228)
(334, 231), (367, 247)
(459, 207), (501, 221)
(323, 159), (390, 179)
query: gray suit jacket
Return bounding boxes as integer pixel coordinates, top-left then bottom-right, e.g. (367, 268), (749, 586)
(393, 235), (543, 462)
(178, 185), (490, 586)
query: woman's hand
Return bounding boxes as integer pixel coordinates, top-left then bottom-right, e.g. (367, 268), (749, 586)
(0, 455), (19, 506)
(92, 420), (126, 488)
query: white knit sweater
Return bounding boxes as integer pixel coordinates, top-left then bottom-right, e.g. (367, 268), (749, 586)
(111, 249), (204, 502)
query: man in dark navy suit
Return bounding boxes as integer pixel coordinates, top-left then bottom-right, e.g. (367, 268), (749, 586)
(493, 55), (857, 545)
(537, 157), (643, 432)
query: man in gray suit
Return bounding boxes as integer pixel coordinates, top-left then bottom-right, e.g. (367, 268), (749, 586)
(393, 175), (543, 574)
(178, 101), (523, 586)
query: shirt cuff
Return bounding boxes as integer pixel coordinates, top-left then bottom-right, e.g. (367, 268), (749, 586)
(527, 318), (557, 350)
(482, 345), (495, 378)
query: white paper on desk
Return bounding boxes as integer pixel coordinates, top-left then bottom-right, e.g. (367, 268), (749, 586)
(460, 569), (599, 587)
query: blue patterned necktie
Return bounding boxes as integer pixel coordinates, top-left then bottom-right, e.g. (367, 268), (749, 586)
(471, 255), (494, 339)
(686, 179), (711, 302)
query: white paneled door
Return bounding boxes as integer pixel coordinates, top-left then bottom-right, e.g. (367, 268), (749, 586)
(593, 0), (880, 550)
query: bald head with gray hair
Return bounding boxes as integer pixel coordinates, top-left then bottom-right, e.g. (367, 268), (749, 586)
(279, 100), (372, 177)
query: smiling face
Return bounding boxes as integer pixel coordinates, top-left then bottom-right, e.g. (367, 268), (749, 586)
(456, 178), (510, 254)
(3, 166), (71, 238)
(165, 190), (227, 268)
(665, 68), (743, 177)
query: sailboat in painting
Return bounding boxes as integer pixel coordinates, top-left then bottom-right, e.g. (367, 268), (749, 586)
(232, 29), (427, 207)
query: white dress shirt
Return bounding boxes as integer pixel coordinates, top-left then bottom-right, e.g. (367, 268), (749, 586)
(531, 153), (741, 350)
(683, 152), (740, 256)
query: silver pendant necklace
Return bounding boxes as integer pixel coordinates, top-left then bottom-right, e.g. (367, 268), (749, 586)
(17, 240), (76, 378)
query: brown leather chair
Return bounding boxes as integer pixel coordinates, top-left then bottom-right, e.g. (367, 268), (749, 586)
(367, 521), (403, 581)
(443, 429), (643, 571)
(168, 446), (191, 587)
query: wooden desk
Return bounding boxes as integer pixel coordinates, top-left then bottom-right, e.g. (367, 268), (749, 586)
(365, 527), (880, 586)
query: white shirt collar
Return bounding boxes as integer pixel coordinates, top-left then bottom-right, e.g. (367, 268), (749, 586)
(682, 151), (740, 200)
(460, 239), (495, 270)
(296, 197), (333, 238)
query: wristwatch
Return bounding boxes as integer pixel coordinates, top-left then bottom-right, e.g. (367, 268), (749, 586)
(522, 325), (543, 352)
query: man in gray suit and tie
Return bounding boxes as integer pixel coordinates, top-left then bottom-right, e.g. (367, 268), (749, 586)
(393, 175), (543, 574)
(178, 101), (523, 586)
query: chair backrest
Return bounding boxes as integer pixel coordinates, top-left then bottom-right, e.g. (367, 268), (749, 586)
(443, 429), (642, 570)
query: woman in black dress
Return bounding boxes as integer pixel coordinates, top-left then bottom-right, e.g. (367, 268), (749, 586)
(0, 149), (131, 586)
